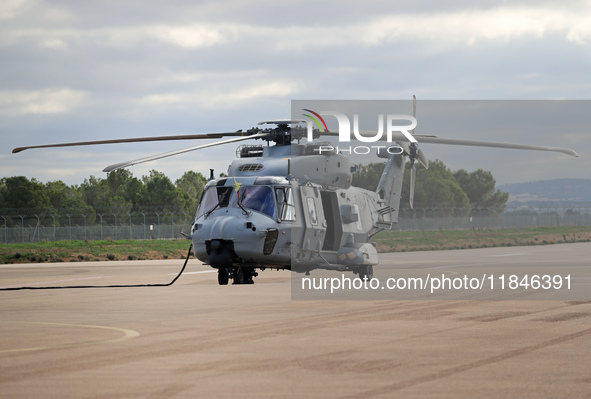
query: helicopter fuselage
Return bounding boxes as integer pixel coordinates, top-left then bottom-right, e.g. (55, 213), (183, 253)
(190, 143), (393, 284)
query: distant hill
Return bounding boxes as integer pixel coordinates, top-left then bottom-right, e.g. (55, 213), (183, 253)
(497, 179), (591, 203)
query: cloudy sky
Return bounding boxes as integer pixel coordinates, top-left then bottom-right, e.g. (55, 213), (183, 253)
(1, 0), (590, 187)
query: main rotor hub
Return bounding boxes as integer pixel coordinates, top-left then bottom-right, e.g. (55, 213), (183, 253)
(253, 120), (319, 146)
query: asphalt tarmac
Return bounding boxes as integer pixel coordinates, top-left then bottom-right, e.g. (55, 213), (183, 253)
(1, 243), (590, 398)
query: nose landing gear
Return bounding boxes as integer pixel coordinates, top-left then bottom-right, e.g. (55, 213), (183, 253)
(217, 267), (258, 285)
(358, 265), (373, 280)
(218, 267), (229, 285)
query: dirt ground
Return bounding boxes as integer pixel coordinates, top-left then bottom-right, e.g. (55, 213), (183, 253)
(2, 243), (590, 398)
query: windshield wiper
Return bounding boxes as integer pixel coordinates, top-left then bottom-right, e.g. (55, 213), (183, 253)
(204, 203), (220, 217)
(237, 196), (249, 215)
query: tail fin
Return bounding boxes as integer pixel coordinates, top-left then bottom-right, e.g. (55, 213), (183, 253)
(375, 152), (407, 229)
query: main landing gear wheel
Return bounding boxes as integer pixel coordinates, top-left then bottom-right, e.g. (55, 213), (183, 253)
(233, 267), (245, 284)
(232, 267), (257, 285)
(359, 265), (373, 280)
(218, 268), (229, 285)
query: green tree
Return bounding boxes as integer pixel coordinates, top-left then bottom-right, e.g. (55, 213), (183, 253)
(176, 171), (207, 212)
(0, 179), (5, 205)
(80, 175), (111, 210)
(453, 169), (509, 213)
(45, 180), (90, 209)
(351, 160), (474, 216)
(0, 176), (49, 209)
(351, 163), (385, 191)
(137, 170), (185, 211)
(106, 169), (142, 210)
(45, 180), (95, 224)
(401, 161), (470, 215)
(79, 171), (143, 214)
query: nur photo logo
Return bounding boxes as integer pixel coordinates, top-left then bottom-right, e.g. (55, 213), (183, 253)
(302, 109), (417, 155)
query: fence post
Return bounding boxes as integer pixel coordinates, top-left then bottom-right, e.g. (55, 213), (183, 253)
(156, 212), (161, 239)
(32, 214), (40, 243)
(98, 214), (103, 240)
(19, 215), (25, 243)
(169, 211), (175, 239)
(181, 211), (188, 237)
(67, 214), (72, 240)
(113, 213), (118, 240)
(50, 214), (56, 241)
(141, 212), (146, 240)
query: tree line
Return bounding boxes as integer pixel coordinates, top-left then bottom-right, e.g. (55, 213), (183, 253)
(0, 169), (208, 216)
(351, 160), (508, 215)
(1, 159), (508, 219)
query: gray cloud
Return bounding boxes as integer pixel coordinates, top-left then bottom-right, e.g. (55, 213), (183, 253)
(1, 0), (589, 186)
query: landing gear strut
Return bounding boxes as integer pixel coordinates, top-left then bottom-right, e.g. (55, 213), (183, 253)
(232, 267), (257, 284)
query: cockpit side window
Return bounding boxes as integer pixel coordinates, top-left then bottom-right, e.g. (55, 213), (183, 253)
(196, 186), (234, 218)
(217, 186), (233, 207)
(275, 187), (295, 221)
(233, 186), (277, 219)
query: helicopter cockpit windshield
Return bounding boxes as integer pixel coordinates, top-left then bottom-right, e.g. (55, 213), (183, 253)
(196, 186), (234, 218)
(196, 182), (295, 221)
(233, 186), (277, 219)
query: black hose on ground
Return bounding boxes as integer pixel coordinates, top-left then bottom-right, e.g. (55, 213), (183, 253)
(0, 244), (193, 291)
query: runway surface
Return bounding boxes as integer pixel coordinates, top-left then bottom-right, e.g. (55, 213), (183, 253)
(1, 242), (590, 398)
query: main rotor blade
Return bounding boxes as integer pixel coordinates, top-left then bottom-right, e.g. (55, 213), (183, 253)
(353, 131), (578, 157)
(414, 135), (579, 157)
(103, 133), (269, 172)
(412, 95), (416, 133)
(417, 148), (429, 169)
(12, 132), (246, 154)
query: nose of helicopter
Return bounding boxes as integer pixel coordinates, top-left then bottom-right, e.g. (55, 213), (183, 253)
(209, 214), (235, 238)
(191, 211), (278, 268)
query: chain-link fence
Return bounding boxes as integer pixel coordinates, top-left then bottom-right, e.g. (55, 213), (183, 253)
(0, 206), (193, 244)
(1, 203), (590, 244)
(392, 202), (591, 232)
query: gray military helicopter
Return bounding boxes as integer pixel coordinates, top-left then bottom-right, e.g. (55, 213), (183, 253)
(13, 99), (578, 285)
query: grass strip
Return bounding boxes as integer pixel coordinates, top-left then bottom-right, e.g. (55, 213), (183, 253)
(2, 226), (591, 264)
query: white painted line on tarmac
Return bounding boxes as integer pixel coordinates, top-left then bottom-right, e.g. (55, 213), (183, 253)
(487, 253), (528, 257)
